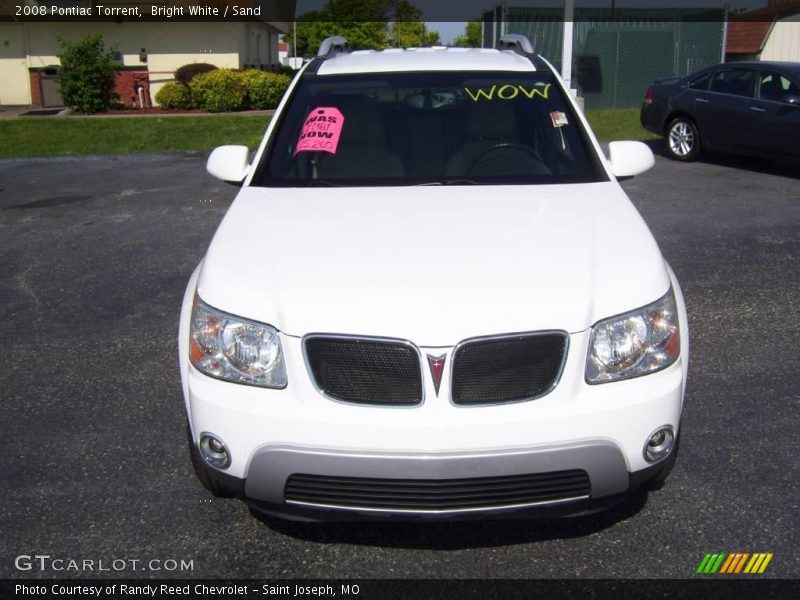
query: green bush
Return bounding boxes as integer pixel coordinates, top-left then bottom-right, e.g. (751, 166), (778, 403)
(57, 34), (118, 114)
(189, 69), (246, 112)
(154, 82), (192, 109)
(240, 70), (292, 109)
(175, 63), (217, 86)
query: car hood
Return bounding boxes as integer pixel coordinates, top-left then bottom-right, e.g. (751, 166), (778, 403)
(197, 184), (670, 346)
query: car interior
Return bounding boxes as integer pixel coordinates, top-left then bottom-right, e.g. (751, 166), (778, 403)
(261, 74), (603, 186)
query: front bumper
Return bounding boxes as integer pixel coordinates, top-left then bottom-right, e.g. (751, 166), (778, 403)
(182, 330), (684, 518)
(202, 442), (668, 522)
(180, 261), (687, 520)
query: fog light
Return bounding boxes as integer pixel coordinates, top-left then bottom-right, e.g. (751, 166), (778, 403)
(199, 434), (230, 469)
(644, 426), (675, 463)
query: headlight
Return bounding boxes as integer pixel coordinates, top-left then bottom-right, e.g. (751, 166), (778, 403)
(189, 295), (287, 388)
(586, 289), (680, 384)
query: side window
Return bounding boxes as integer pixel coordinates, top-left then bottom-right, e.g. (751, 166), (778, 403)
(758, 71), (800, 103)
(709, 69), (755, 98)
(689, 72), (711, 90)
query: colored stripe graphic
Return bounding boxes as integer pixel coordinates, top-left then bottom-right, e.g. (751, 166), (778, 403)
(719, 554), (736, 574)
(734, 553), (750, 573)
(759, 554), (774, 573)
(710, 553), (726, 573)
(696, 553), (713, 574)
(701, 552), (774, 574)
(744, 553), (774, 574)
(720, 553), (749, 574)
(697, 553), (727, 574)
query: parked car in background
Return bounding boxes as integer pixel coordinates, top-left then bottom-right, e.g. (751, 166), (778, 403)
(641, 61), (800, 162)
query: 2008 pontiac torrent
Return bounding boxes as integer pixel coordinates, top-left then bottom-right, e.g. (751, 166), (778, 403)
(179, 35), (689, 521)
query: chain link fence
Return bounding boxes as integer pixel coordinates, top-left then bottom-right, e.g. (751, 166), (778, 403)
(483, 7), (726, 109)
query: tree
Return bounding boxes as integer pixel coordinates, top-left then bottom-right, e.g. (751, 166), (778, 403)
(390, 21), (441, 47)
(452, 20), (482, 48)
(57, 34), (118, 114)
(285, 0), (427, 56)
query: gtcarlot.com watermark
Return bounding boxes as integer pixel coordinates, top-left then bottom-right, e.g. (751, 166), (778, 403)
(14, 554), (194, 573)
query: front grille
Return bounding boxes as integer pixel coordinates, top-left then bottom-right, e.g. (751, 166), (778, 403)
(304, 336), (423, 405)
(284, 470), (590, 512)
(452, 332), (567, 405)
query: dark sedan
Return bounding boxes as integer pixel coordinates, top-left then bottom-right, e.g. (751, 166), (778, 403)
(641, 61), (800, 162)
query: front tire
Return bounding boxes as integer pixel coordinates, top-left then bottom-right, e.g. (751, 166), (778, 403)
(666, 117), (701, 161)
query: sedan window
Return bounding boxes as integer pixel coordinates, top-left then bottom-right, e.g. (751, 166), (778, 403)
(758, 72), (800, 103)
(710, 69), (755, 98)
(688, 73), (711, 90)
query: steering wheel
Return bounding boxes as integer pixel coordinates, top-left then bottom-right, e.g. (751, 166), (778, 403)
(466, 143), (544, 177)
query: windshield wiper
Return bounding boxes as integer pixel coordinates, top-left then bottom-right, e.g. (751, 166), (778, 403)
(303, 180), (341, 187)
(416, 179), (482, 186)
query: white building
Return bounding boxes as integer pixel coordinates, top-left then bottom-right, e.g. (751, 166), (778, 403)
(0, 1), (288, 106)
(726, 1), (800, 62)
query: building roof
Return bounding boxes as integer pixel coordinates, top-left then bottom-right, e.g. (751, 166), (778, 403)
(317, 47), (538, 75)
(726, 2), (800, 55)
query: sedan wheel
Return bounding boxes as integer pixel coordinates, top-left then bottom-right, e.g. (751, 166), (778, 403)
(667, 118), (700, 161)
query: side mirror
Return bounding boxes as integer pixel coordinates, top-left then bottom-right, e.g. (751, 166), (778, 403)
(607, 141), (655, 179)
(207, 145), (250, 185)
(783, 94), (800, 106)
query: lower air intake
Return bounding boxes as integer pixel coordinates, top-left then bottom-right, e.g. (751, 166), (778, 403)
(284, 470), (590, 512)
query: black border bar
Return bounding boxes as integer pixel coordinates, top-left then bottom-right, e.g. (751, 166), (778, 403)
(3, 579), (800, 600)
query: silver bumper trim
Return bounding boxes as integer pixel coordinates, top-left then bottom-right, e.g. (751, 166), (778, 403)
(244, 440), (630, 511)
(286, 495), (591, 515)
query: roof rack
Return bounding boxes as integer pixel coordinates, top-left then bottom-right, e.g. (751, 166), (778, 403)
(497, 34), (535, 56)
(317, 36), (350, 58)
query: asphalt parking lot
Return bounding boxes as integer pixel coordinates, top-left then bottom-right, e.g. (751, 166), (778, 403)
(0, 146), (798, 580)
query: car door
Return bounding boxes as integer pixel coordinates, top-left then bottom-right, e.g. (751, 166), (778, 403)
(749, 69), (800, 159)
(698, 67), (759, 152)
(677, 69), (713, 122)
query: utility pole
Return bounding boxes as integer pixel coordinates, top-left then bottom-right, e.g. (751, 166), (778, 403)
(562, 0), (575, 94)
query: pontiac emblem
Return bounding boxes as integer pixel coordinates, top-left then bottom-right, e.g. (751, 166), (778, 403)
(427, 354), (446, 396)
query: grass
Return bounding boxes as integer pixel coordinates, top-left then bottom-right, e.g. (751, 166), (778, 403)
(0, 108), (657, 159)
(585, 108), (660, 143)
(0, 116), (270, 158)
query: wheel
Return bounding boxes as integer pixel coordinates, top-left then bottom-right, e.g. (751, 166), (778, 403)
(645, 431), (681, 491)
(187, 423), (234, 497)
(666, 117), (700, 161)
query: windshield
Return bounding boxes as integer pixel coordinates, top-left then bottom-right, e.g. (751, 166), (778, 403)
(254, 70), (607, 187)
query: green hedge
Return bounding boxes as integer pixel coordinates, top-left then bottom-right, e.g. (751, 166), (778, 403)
(154, 82), (192, 109)
(240, 70), (292, 110)
(163, 68), (292, 112)
(189, 69), (247, 113)
(175, 63), (217, 86)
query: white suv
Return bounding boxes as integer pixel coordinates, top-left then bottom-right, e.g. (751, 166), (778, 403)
(179, 35), (688, 521)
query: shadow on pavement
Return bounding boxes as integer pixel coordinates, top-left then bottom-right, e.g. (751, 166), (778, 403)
(644, 139), (800, 180)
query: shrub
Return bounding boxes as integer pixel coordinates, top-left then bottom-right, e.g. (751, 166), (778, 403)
(240, 70), (292, 109)
(189, 69), (247, 112)
(155, 82), (192, 109)
(57, 34), (117, 114)
(175, 63), (217, 86)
